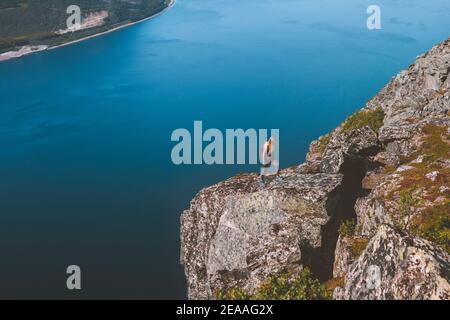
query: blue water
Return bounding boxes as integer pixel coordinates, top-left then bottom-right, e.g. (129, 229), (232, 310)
(0, 0), (449, 298)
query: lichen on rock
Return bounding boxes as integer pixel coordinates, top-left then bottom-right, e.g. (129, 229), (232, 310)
(180, 38), (450, 300)
(181, 170), (346, 299)
(334, 225), (450, 300)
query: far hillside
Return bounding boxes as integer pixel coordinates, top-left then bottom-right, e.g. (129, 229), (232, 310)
(0, 0), (169, 53)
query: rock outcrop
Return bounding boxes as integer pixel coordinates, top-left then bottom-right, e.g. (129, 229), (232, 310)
(334, 225), (450, 300)
(181, 170), (347, 299)
(181, 38), (450, 300)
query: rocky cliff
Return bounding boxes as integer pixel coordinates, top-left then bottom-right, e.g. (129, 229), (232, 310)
(180, 38), (450, 300)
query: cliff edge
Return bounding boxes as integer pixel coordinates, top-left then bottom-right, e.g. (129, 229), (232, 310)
(181, 38), (450, 300)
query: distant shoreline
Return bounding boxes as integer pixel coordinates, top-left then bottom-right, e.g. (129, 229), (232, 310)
(0, 0), (175, 63)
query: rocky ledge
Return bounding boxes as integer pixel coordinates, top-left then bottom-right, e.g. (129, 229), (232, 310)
(181, 38), (450, 300)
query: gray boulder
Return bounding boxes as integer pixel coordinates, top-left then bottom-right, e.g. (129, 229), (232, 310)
(180, 169), (344, 299)
(334, 225), (450, 300)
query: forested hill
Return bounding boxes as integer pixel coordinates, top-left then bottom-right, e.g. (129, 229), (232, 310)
(0, 0), (170, 53)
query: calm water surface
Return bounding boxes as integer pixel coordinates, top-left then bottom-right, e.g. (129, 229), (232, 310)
(0, 0), (449, 298)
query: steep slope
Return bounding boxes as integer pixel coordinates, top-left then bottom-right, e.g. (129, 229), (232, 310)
(180, 38), (450, 300)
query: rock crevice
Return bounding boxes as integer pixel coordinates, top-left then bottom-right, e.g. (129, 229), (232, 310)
(181, 38), (450, 300)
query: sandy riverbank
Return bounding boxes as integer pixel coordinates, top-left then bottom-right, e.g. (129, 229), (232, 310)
(0, 0), (175, 63)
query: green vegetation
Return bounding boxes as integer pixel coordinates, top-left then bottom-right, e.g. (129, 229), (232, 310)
(400, 124), (450, 166)
(325, 276), (345, 292)
(215, 268), (331, 300)
(393, 186), (420, 231)
(420, 124), (450, 162)
(338, 219), (356, 237)
(215, 287), (250, 300)
(342, 107), (385, 134)
(349, 238), (369, 257)
(316, 134), (331, 155)
(411, 202), (450, 253)
(0, 0), (169, 53)
(389, 124), (449, 252)
(338, 219), (368, 257)
(400, 125), (450, 201)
